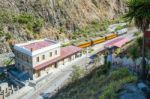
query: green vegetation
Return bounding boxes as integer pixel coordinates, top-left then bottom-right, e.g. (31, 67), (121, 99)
(13, 13), (33, 24)
(130, 47), (139, 59)
(124, 0), (150, 79)
(0, 10), (45, 42)
(88, 48), (94, 53)
(0, 10), (14, 41)
(0, 72), (6, 79)
(0, 31), (5, 37)
(99, 68), (137, 99)
(115, 25), (127, 31)
(14, 13), (44, 34)
(134, 32), (141, 36)
(70, 65), (85, 82)
(71, 20), (112, 40)
(52, 65), (137, 99)
(0, 9), (13, 25)
(0, 31), (12, 41)
(70, 17), (126, 46)
(99, 75), (137, 99)
(61, 42), (71, 47)
(3, 59), (13, 66)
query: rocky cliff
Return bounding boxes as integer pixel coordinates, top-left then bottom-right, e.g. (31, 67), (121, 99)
(0, 0), (127, 53)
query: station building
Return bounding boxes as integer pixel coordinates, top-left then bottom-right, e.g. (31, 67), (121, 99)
(13, 39), (82, 80)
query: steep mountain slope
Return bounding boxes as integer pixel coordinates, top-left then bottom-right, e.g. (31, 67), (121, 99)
(0, 0), (127, 53)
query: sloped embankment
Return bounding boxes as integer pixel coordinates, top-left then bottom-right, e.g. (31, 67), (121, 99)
(51, 65), (139, 99)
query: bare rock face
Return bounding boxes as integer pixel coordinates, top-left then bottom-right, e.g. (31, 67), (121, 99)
(0, 0), (127, 30)
(119, 82), (150, 99)
(0, 0), (127, 53)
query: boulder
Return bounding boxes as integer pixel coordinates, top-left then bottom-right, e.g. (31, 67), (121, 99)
(119, 83), (146, 99)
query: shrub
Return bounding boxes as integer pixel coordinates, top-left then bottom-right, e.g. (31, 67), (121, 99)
(120, 76), (137, 84)
(97, 63), (111, 77)
(88, 48), (94, 53)
(0, 73), (6, 79)
(110, 68), (130, 81)
(134, 32), (140, 36)
(14, 13), (33, 24)
(3, 59), (12, 66)
(0, 31), (12, 41)
(99, 88), (117, 99)
(5, 33), (12, 41)
(115, 25), (126, 31)
(61, 42), (71, 47)
(70, 65), (85, 82)
(0, 9), (13, 24)
(33, 19), (44, 30)
(99, 75), (137, 99)
(0, 31), (5, 37)
(14, 13), (44, 34)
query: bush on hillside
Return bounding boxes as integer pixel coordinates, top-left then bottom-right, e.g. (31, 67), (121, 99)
(97, 62), (111, 77)
(99, 68), (137, 99)
(14, 13), (44, 34)
(70, 65), (85, 82)
(110, 67), (130, 81)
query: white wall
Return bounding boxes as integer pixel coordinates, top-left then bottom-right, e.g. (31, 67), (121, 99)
(33, 47), (60, 67)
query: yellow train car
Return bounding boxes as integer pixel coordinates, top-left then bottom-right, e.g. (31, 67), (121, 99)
(73, 32), (119, 48)
(92, 37), (106, 45)
(106, 33), (117, 40)
(76, 40), (92, 48)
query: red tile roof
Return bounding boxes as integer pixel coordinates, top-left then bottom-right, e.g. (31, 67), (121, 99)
(105, 38), (124, 46)
(34, 46), (82, 71)
(23, 40), (56, 51)
(105, 38), (130, 48)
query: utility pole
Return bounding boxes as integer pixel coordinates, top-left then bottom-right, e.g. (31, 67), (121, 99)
(85, 47), (88, 70)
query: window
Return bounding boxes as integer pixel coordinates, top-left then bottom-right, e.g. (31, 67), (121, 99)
(36, 57), (39, 62)
(55, 50), (57, 55)
(49, 52), (52, 57)
(28, 56), (32, 63)
(42, 55), (45, 60)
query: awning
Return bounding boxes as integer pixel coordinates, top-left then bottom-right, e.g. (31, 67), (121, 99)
(105, 38), (130, 48)
(113, 38), (129, 47)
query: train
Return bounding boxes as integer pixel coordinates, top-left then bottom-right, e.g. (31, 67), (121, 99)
(74, 28), (128, 48)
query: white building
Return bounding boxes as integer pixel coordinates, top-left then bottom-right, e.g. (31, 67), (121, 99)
(13, 39), (82, 80)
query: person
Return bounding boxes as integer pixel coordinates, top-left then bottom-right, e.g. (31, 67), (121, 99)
(104, 52), (108, 64)
(107, 53), (112, 63)
(112, 53), (116, 65)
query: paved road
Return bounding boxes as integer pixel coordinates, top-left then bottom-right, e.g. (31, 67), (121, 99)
(7, 28), (138, 99)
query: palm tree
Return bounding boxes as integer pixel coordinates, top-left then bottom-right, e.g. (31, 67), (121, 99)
(129, 47), (139, 73)
(125, 0), (150, 79)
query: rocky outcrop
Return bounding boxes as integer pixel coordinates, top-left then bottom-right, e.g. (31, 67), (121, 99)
(0, 0), (127, 53)
(119, 82), (150, 99)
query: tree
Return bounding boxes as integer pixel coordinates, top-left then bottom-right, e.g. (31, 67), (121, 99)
(124, 0), (150, 79)
(93, 56), (99, 68)
(70, 65), (84, 82)
(129, 47), (139, 73)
